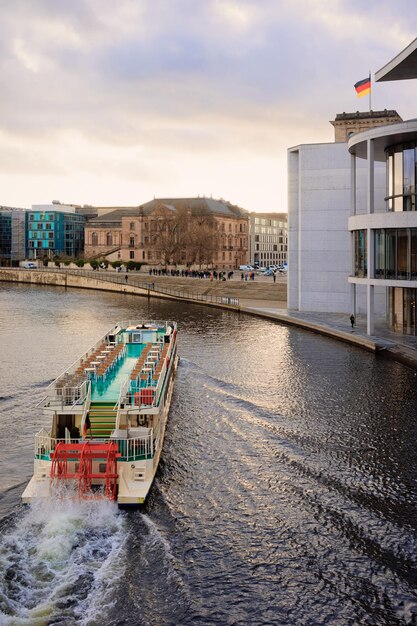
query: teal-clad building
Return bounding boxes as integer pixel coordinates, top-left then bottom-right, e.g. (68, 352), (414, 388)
(28, 207), (85, 259)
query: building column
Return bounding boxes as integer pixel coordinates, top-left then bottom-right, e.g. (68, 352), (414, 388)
(350, 153), (356, 216)
(365, 138), (375, 335)
(367, 138), (375, 214)
(367, 284), (375, 335)
(366, 227), (375, 335)
(349, 152), (357, 317)
(349, 283), (356, 317)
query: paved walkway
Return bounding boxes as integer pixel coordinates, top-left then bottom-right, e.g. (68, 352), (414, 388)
(239, 299), (417, 371)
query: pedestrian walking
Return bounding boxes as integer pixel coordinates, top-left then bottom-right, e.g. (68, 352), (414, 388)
(125, 274), (128, 283)
(350, 314), (355, 329)
(273, 272), (276, 283)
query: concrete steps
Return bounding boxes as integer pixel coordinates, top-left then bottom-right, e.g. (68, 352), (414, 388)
(88, 402), (117, 439)
(135, 275), (286, 302)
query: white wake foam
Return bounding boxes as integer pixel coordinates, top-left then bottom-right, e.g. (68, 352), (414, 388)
(0, 492), (127, 626)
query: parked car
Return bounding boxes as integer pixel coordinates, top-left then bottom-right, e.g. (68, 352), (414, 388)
(239, 265), (254, 271)
(22, 262), (37, 269)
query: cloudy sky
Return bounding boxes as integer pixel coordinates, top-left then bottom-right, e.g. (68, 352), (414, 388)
(2, 0), (417, 212)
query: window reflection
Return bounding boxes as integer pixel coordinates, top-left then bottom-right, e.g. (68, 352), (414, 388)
(375, 229), (385, 278)
(386, 144), (417, 211)
(385, 230), (396, 278)
(353, 230), (367, 277)
(389, 287), (417, 335)
(373, 228), (417, 280)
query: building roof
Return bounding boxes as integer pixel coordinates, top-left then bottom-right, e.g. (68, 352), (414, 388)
(85, 197), (249, 226)
(331, 110), (401, 122)
(375, 38), (417, 82)
(139, 197), (249, 218)
(86, 208), (138, 226)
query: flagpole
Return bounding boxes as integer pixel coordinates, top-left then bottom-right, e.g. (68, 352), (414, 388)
(369, 70), (371, 111)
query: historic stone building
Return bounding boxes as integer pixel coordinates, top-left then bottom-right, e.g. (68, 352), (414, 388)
(84, 208), (130, 258)
(330, 110), (402, 143)
(85, 197), (249, 269)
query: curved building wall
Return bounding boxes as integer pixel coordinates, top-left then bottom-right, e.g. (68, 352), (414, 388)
(348, 122), (417, 334)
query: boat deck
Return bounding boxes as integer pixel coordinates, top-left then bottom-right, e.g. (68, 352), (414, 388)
(91, 343), (143, 402)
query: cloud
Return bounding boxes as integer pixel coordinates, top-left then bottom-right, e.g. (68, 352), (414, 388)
(0, 0), (417, 210)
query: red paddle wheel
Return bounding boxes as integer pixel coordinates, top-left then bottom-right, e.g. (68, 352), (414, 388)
(104, 444), (119, 500)
(50, 441), (120, 500)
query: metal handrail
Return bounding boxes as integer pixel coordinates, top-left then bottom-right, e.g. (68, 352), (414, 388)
(34, 430), (154, 461)
(16, 267), (240, 307)
(80, 380), (91, 437)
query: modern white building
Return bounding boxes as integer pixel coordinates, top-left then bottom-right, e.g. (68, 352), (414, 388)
(288, 136), (386, 313)
(348, 38), (417, 335)
(288, 38), (417, 336)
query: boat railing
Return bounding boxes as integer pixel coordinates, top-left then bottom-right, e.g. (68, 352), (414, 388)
(35, 428), (55, 459)
(114, 378), (128, 412)
(153, 422), (163, 467)
(42, 380), (89, 410)
(80, 380), (92, 437)
(34, 429), (154, 462)
(117, 433), (153, 461)
(114, 379), (129, 429)
(153, 355), (168, 405)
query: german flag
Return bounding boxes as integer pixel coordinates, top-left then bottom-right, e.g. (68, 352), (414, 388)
(354, 77), (371, 97)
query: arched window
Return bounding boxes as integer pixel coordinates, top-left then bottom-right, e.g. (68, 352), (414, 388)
(106, 232), (112, 246)
(130, 222), (135, 230)
(91, 232), (98, 246)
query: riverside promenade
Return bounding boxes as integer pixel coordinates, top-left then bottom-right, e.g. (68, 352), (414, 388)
(2, 267), (417, 370)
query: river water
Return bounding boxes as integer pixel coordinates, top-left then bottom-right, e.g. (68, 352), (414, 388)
(0, 282), (416, 626)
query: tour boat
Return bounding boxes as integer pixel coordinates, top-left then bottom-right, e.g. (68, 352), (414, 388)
(22, 321), (178, 505)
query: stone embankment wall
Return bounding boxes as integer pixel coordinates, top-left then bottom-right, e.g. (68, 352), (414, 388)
(0, 269), (287, 306)
(0, 269), (152, 298)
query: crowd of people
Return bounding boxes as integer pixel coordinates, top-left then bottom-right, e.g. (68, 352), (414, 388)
(148, 268), (234, 281)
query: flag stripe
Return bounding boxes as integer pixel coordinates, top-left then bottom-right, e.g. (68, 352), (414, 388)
(356, 82), (371, 94)
(354, 77), (371, 89)
(354, 77), (371, 96)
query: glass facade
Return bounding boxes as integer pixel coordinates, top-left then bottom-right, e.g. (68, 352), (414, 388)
(0, 212), (12, 262)
(353, 138), (417, 335)
(0, 209), (27, 264)
(353, 229), (367, 277)
(373, 228), (417, 280)
(385, 143), (417, 211)
(389, 287), (417, 335)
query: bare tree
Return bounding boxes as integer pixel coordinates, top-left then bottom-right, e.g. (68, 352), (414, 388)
(148, 205), (220, 267)
(186, 213), (219, 268)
